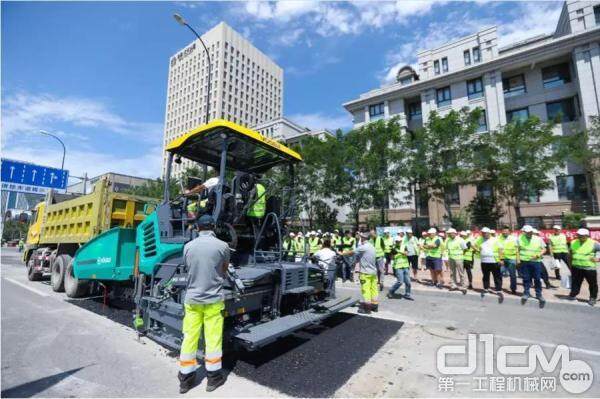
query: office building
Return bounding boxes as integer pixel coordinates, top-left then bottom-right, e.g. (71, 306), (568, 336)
(163, 22), (284, 178)
(343, 0), (600, 228)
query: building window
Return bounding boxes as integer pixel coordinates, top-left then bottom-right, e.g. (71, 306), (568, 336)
(399, 76), (413, 86)
(595, 5), (600, 24)
(441, 57), (448, 73)
(408, 101), (422, 120)
(477, 182), (493, 199)
(502, 74), (526, 97)
(434, 60), (440, 75)
(369, 103), (385, 119)
(436, 86), (452, 107)
(445, 184), (460, 205)
(477, 110), (488, 133)
(464, 50), (471, 66)
(557, 174), (588, 200)
(506, 107), (529, 123)
(546, 97), (576, 122)
(473, 46), (481, 63)
(542, 63), (571, 88)
(467, 78), (484, 100)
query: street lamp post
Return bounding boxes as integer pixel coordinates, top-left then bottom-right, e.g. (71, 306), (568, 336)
(173, 13), (212, 125)
(38, 130), (66, 171)
(173, 13), (211, 180)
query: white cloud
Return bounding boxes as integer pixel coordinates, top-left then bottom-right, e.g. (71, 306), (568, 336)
(497, 2), (562, 47)
(377, 2), (562, 84)
(2, 143), (164, 179)
(2, 92), (162, 142)
(288, 112), (352, 131)
(239, 1), (441, 38)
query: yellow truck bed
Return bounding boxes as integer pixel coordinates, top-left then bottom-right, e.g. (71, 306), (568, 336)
(29, 178), (156, 246)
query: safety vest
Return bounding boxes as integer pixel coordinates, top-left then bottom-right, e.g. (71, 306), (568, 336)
(247, 183), (266, 218)
(571, 238), (597, 269)
(445, 237), (464, 260)
(332, 235), (342, 247)
(383, 237), (394, 254)
(476, 236), (502, 262)
(518, 234), (544, 262)
(463, 238), (474, 261)
(424, 237), (442, 258)
(283, 239), (293, 256)
(308, 237), (321, 254)
(392, 242), (409, 269)
(294, 237), (306, 255)
(342, 236), (356, 249)
(372, 236), (386, 258)
(499, 235), (518, 260)
(549, 233), (568, 254)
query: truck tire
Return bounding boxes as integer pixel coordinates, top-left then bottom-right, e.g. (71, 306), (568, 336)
(51, 255), (70, 292)
(64, 259), (89, 298)
(27, 259), (42, 281)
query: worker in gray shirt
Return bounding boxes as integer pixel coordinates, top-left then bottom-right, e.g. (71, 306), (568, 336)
(178, 215), (230, 394)
(340, 231), (379, 314)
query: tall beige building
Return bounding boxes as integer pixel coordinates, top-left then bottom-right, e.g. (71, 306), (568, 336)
(163, 22), (284, 178)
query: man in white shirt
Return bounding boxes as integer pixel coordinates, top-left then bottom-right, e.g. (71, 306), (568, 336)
(313, 238), (338, 297)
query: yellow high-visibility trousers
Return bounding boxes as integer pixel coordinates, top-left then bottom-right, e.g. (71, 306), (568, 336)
(179, 301), (225, 374)
(359, 273), (379, 304)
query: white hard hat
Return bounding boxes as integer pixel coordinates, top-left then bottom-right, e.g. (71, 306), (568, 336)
(317, 229), (322, 233)
(465, 230), (471, 234)
(521, 225), (533, 233)
(406, 229), (413, 234)
(427, 227), (437, 234)
(447, 228), (457, 234)
(297, 232), (303, 237)
(552, 225), (561, 230)
(481, 227), (491, 233)
(459, 231), (468, 236)
(289, 232), (296, 237)
(490, 229), (496, 234)
(394, 236), (403, 242)
(577, 228), (590, 236)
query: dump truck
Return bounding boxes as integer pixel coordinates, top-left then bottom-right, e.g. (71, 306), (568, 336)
(67, 120), (357, 352)
(23, 178), (157, 297)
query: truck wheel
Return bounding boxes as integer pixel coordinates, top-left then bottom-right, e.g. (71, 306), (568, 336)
(64, 259), (89, 298)
(27, 259), (42, 281)
(51, 255), (70, 292)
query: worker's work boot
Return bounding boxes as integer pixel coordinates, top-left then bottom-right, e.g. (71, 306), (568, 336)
(371, 303), (379, 312)
(357, 302), (371, 314)
(178, 371), (196, 394)
(206, 370), (226, 392)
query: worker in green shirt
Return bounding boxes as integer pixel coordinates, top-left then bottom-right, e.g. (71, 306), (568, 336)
(498, 226), (519, 295)
(387, 236), (412, 300)
(548, 225), (567, 280)
(371, 230), (387, 291)
(567, 228), (598, 306)
(383, 230), (395, 275)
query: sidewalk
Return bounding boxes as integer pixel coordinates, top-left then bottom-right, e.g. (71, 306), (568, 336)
(344, 256), (598, 306)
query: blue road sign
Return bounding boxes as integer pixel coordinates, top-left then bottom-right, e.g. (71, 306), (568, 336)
(1, 158), (69, 190)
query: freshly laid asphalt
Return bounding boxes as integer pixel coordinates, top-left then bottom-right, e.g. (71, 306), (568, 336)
(2, 246), (599, 397)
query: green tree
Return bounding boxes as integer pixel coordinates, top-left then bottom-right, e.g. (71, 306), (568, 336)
(475, 117), (568, 226)
(2, 219), (28, 241)
(313, 199), (338, 231)
(401, 108), (482, 226)
(466, 194), (504, 229)
(359, 118), (404, 225)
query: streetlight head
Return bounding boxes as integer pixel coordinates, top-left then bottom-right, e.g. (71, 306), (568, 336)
(173, 13), (186, 26)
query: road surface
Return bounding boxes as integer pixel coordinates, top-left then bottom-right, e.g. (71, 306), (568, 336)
(2, 246), (598, 397)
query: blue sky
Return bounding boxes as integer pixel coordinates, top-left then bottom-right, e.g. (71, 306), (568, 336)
(2, 1), (563, 179)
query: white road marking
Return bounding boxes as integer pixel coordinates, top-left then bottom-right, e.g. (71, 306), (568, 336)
(4, 277), (49, 297)
(494, 334), (600, 357)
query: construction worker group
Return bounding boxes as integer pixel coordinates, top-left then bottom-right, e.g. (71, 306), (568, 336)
(283, 225), (599, 314)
